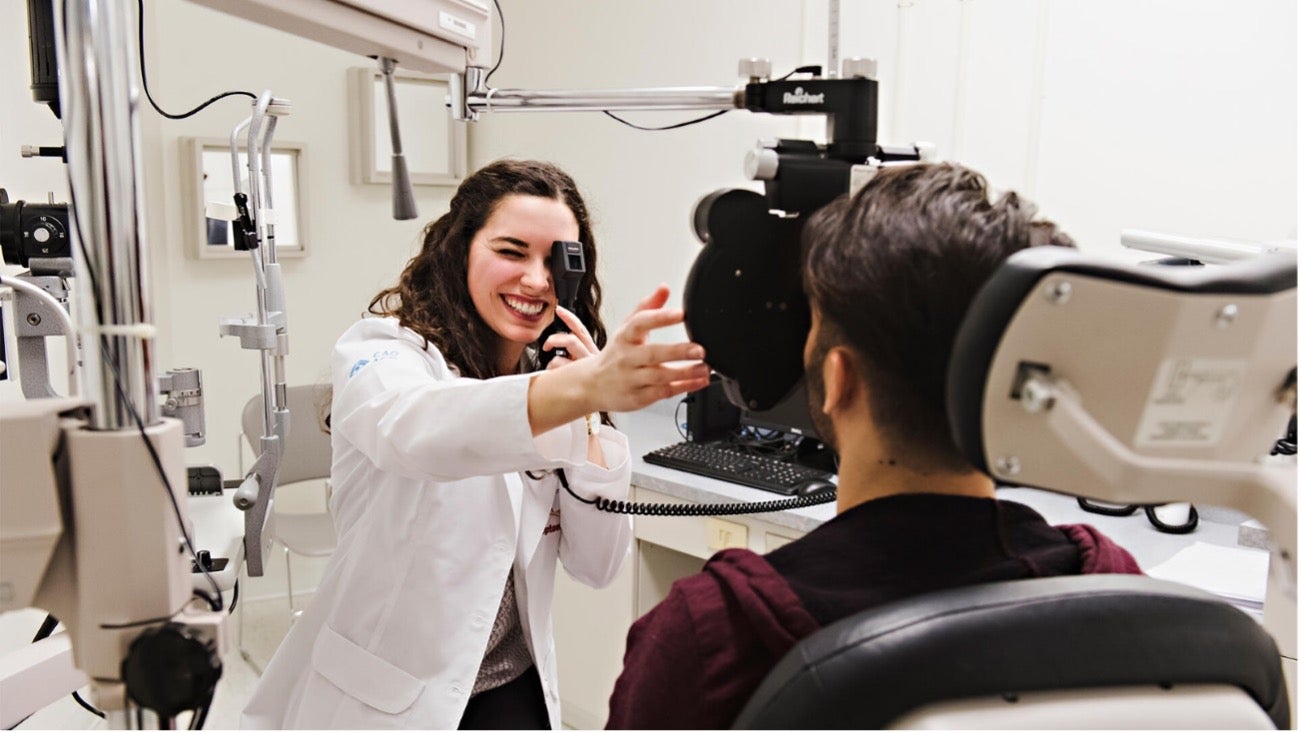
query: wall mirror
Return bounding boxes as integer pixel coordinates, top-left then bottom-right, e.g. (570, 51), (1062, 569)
(349, 67), (467, 186)
(183, 136), (308, 259)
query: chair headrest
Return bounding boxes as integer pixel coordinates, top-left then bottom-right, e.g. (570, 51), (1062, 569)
(733, 574), (1289, 729)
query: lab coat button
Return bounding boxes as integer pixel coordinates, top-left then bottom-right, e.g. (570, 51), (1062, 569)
(450, 685), (462, 695)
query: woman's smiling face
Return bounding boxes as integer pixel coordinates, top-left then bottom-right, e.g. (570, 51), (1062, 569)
(466, 194), (580, 369)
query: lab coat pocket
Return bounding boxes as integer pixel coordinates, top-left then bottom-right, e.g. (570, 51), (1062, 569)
(309, 624), (425, 721)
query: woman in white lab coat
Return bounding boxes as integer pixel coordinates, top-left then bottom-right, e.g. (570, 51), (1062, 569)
(241, 160), (711, 729)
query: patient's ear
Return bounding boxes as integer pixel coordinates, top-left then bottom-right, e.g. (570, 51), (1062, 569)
(820, 346), (861, 416)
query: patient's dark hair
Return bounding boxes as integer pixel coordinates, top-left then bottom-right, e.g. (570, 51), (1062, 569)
(802, 162), (1075, 471)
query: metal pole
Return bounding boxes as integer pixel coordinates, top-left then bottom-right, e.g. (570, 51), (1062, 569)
(467, 86), (740, 114)
(828, 0), (841, 78)
(58, 0), (158, 429)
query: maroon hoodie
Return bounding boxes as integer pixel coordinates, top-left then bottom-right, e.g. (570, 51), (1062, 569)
(606, 494), (1142, 730)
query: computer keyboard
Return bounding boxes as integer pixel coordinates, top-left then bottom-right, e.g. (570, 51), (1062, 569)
(643, 440), (835, 495)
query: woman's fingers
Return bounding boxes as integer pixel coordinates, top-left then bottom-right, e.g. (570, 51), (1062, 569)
(618, 364), (711, 406)
(634, 371), (712, 403)
(542, 332), (590, 361)
(639, 362), (712, 388)
(617, 307), (686, 345)
(553, 306), (598, 353)
(631, 284), (672, 314)
(634, 342), (706, 367)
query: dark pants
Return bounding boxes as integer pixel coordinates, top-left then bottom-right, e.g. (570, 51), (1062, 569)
(458, 665), (551, 730)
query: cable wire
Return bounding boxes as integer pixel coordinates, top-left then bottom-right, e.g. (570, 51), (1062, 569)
(72, 692), (105, 719)
(602, 62), (820, 131)
(64, 173), (224, 621)
(486, 0), (742, 132)
(99, 347), (224, 612)
(603, 109), (730, 131)
(484, 0), (505, 84)
(775, 65), (822, 81)
(136, 0), (254, 119)
(0, 275), (80, 395)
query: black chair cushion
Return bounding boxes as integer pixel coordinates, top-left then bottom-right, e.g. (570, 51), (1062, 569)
(733, 574), (1288, 729)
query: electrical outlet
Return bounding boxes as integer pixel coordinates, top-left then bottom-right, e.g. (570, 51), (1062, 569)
(706, 518), (748, 551)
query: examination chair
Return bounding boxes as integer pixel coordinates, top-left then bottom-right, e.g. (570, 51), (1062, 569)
(734, 248), (1296, 729)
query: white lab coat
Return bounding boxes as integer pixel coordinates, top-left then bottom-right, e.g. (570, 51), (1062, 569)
(241, 317), (633, 729)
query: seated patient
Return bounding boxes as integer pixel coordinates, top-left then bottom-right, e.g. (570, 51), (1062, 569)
(605, 163), (1143, 729)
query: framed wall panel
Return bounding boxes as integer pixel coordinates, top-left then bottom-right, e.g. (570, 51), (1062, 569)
(349, 67), (467, 186)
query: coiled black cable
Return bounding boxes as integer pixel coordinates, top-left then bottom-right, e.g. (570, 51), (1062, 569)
(1271, 415), (1296, 456)
(556, 469), (834, 516)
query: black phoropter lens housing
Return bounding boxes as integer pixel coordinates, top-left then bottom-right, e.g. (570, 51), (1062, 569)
(0, 188), (73, 269)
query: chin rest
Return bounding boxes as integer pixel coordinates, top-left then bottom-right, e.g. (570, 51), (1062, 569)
(733, 574), (1289, 729)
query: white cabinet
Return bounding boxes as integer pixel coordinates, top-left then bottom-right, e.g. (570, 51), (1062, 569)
(552, 557), (634, 730)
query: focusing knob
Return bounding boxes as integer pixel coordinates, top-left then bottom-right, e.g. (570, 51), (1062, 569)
(744, 147), (780, 181)
(738, 58), (771, 82)
(841, 57), (878, 80)
(121, 623), (222, 718)
(26, 214), (67, 257)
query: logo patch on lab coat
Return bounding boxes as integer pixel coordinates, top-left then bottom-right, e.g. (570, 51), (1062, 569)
(348, 350), (401, 378)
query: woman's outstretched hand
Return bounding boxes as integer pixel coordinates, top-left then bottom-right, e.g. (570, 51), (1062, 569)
(585, 285), (711, 411)
(528, 285), (711, 435)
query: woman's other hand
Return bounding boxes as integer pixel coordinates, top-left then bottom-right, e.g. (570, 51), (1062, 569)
(527, 285), (712, 435)
(541, 306), (598, 369)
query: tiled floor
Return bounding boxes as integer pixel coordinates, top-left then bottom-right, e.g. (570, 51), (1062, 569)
(11, 594), (309, 730)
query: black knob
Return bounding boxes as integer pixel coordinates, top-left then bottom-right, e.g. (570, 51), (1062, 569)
(121, 623), (222, 718)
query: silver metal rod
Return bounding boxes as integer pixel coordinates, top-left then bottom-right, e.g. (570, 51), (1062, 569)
(58, 0), (158, 429)
(230, 116), (251, 202)
(828, 0), (841, 78)
(467, 86), (741, 114)
(246, 91), (271, 268)
(244, 93), (280, 437)
(260, 114), (279, 266)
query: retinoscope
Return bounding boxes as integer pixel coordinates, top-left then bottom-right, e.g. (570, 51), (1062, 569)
(540, 239), (586, 367)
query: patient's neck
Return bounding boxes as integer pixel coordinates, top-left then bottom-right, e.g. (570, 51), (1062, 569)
(834, 440), (995, 515)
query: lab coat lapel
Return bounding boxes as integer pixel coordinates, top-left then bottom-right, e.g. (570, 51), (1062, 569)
(516, 474), (555, 570)
(503, 471), (524, 540)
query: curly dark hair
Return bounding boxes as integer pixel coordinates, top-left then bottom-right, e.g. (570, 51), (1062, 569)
(369, 159), (608, 380)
